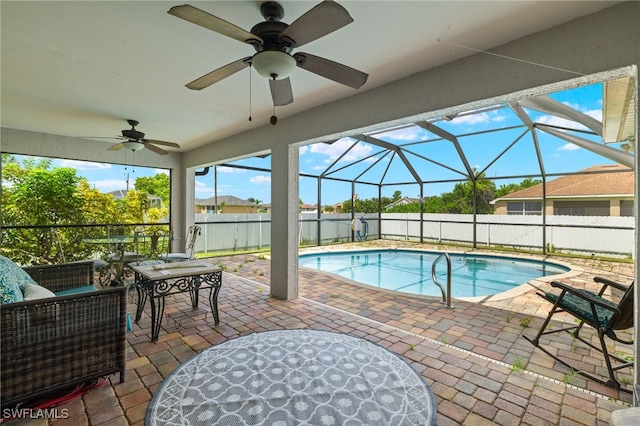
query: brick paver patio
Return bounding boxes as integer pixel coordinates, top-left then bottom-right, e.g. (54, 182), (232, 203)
(9, 241), (636, 425)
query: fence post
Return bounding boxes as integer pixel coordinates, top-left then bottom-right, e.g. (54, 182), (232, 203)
(259, 215), (262, 249)
(234, 215), (238, 251)
(405, 214), (409, 241)
(487, 223), (490, 247)
(204, 215), (208, 254)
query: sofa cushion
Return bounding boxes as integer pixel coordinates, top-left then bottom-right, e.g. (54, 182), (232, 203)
(54, 285), (98, 297)
(22, 283), (56, 301)
(0, 254), (38, 304)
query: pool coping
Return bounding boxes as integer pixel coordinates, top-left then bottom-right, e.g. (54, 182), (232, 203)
(298, 246), (584, 304)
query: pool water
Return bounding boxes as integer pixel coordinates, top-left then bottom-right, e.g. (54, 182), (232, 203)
(299, 249), (569, 298)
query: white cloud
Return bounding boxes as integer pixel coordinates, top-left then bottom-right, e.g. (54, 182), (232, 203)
(559, 143), (580, 151)
(374, 127), (426, 142)
(57, 159), (112, 170)
(309, 139), (373, 163)
(537, 114), (578, 128)
(154, 168), (169, 175)
(450, 110), (506, 126)
(584, 108), (602, 121)
(90, 179), (126, 191)
(299, 146), (309, 155)
(250, 175), (271, 185)
(217, 166), (246, 173)
(536, 103), (602, 130)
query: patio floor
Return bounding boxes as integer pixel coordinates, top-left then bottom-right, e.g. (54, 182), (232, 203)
(11, 241), (636, 425)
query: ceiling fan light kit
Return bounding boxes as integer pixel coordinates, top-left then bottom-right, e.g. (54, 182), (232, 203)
(102, 119), (180, 155)
(122, 141), (145, 151)
(252, 50), (296, 80)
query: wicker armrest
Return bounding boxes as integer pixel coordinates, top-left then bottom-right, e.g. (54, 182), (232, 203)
(0, 287), (127, 409)
(23, 261), (95, 293)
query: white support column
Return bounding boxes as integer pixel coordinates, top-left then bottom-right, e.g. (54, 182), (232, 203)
(270, 143), (299, 300)
(170, 164), (192, 253)
(632, 73), (639, 404)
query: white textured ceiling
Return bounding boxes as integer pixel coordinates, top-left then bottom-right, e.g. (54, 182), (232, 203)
(1, 1), (622, 153)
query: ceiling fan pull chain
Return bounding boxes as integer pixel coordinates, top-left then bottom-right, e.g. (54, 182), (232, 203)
(270, 75), (278, 125)
(248, 63), (253, 122)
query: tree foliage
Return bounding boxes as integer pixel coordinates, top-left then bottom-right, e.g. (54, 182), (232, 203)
(362, 176), (541, 214)
(135, 173), (170, 205)
(495, 177), (541, 198)
(1, 155), (170, 264)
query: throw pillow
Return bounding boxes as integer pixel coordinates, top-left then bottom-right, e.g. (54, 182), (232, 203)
(0, 254), (38, 304)
(22, 283), (56, 301)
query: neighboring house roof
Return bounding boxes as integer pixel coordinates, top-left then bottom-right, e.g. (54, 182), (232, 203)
(196, 195), (256, 207)
(495, 164), (634, 201)
(385, 197), (421, 210)
(108, 189), (128, 198)
(108, 190), (161, 201)
(300, 204), (317, 210)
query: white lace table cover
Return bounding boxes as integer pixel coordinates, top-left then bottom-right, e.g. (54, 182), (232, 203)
(147, 329), (437, 425)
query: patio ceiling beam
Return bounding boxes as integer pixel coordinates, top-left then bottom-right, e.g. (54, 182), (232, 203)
(517, 95), (603, 136)
(378, 151), (395, 185)
(509, 103), (535, 129)
(476, 129), (530, 178)
(355, 150), (393, 182)
(416, 122), (475, 179)
(509, 102), (546, 179)
(323, 147), (388, 177)
(319, 138), (360, 178)
(356, 134), (423, 186)
(400, 124), (527, 149)
(536, 124), (634, 169)
(402, 147), (468, 179)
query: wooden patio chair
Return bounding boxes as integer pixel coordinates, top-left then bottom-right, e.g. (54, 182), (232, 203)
(524, 277), (634, 392)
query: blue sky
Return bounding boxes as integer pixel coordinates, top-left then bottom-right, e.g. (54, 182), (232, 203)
(11, 82), (617, 207)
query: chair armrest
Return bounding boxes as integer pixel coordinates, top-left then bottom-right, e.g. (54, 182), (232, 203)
(593, 276), (630, 293)
(23, 261), (95, 293)
(549, 281), (620, 314)
(1, 287), (127, 408)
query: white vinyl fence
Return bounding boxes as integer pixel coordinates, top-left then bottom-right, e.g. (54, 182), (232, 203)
(382, 213), (635, 256)
(194, 212), (635, 257)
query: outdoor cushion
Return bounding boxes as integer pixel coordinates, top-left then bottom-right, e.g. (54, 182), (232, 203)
(54, 285), (98, 297)
(22, 283), (56, 301)
(544, 289), (617, 329)
(0, 254), (38, 304)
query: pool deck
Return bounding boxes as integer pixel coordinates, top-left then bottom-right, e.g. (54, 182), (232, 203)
(9, 240), (636, 425)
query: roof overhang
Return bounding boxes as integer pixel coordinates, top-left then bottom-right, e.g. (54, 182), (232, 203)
(603, 76), (636, 147)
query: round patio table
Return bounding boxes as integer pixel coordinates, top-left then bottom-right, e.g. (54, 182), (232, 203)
(146, 329), (437, 425)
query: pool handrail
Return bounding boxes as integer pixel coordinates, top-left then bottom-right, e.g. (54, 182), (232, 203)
(432, 253), (453, 308)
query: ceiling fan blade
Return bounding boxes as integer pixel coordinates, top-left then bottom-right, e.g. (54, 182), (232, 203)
(78, 136), (125, 141)
(279, 1), (353, 48)
(107, 143), (124, 151)
(293, 52), (368, 89)
(186, 57), (251, 90)
(145, 143), (169, 155)
(269, 78), (293, 106)
(168, 4), (262, 45)
(144, 139), (181, 149)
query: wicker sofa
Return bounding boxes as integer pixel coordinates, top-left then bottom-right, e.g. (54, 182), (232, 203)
(0, 260), (127, 409)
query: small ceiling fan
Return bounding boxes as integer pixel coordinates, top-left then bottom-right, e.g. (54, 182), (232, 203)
(168, 1), (368, 106)
(105, 120), (180, 155)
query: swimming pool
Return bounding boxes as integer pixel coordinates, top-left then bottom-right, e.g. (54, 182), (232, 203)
(299, 249), (570, 298)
